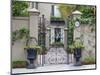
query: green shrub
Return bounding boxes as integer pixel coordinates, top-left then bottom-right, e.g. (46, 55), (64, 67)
(50, 16), (63, 21)
(12, 61), (27, 68)
(24, 45), (42, 55)
(73, 41), (84, 49)
(50, 42), (64, 47)
(82, 56), (95, 65)
(12, 0), (29, 16)
(68, 40), (84, 54)
(24, 45), (47, 55)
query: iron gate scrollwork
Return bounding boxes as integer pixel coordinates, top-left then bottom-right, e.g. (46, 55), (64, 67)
(38, 15), (46, 46)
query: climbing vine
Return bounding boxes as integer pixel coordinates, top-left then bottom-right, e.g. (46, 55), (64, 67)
(12, 28), (29, 46)
(67, 17), (75, 53)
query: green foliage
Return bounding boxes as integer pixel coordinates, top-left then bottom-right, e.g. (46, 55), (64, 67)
(24, 45), (42, 50)
(58, 4), (76, 18)
(12, 28), (29, 45)
(12, 61), (27, 68)
(80, 17), (96, 25)
(12, 30), (18, 42)
(50, 42), (64, 47)
(67, 40), (84, 54)
(58, 4), (96, 52)
(24, 45), (47, 55)
(78, 5), (95, 18)
(12, 0), (29, 16)
(24, 45), (42, 54)
(67, 18), (74, 50)
(58, 4), (96, 25)
(77, 5), (96, 25)
(73, 41), (84, 49)
(50, 16), (64, 21)
(82, 56), (95, 65)
(18, 28), (29, 39)
(68, 40), (84, 54)
(12, 28), (46, 55)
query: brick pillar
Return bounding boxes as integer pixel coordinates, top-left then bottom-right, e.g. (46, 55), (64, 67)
(28, 8), (40, 45)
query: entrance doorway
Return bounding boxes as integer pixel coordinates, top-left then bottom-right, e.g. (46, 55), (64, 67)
(50, 27), (64, 44)
(55, 28), (61, 42)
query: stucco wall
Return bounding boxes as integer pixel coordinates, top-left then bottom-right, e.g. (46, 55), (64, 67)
(12, 17), (29, 31)
(74, 25), (96, 60)
(12, 17), (29, 61)
(12, 39), (26, 61)
(82, 25), (95, 59)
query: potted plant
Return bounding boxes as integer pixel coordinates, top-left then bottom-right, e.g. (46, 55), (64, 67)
(73, 41), (84, 66)
(24, 45), (42, 69)
(68, 40), (84, 66)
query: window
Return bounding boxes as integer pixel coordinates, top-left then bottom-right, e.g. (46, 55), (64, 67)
(31, 2), (38, 9)
(51, 5), (61, 17)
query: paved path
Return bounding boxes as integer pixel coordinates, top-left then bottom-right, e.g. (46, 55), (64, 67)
(12, 64), (96, 74)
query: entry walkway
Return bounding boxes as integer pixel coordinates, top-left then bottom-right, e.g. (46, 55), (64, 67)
(12, 64), (96, 74)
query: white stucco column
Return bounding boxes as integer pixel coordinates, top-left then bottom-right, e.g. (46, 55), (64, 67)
(46, 27), (50, 49)
(61, 28), (64, 44)
(28, 8), (40, 45)
(74, 27), (81, 40)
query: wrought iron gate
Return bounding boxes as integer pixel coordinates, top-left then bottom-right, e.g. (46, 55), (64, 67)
(38, 15), (46, 46)
(38, 15), (68, 65)
(45, 47), (67, 65)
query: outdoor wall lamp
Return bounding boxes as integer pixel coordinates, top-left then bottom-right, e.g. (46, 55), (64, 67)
(75, 21), (80, 27)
